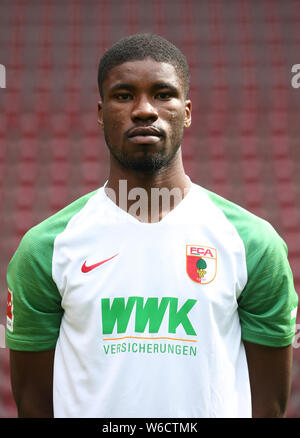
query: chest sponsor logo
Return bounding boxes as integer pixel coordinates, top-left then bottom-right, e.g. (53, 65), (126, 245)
(186, 245), (217, 284)
(101, 297), (198, 357)
(101, 296), (197, 336)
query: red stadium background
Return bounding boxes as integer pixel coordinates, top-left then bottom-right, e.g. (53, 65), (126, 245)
(0, 0), (300, 417)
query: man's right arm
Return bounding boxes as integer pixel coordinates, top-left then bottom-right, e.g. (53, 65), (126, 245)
(6, 226), (64, 418)
(9, 349), (55, 418)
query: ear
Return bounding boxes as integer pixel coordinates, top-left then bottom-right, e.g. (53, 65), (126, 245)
(98, 101), (104, 128)
(184, 100), (192, 128)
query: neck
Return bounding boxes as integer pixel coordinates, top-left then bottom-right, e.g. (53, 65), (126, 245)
(105, 149), (191, 223)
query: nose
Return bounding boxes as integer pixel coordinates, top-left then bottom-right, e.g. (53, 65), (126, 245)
(131, 95), (158, 122)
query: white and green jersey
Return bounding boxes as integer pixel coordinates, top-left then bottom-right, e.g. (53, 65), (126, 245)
(6, 178), (298, 418)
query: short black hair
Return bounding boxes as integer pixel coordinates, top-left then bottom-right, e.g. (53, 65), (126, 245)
(97, 33), (190, 99)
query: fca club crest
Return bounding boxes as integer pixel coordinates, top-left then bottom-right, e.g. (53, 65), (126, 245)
(186, 245), (217, 284)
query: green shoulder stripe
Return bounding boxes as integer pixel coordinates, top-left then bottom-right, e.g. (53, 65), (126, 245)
(203, 187), (298, 347)
(6, 189), (98, 351)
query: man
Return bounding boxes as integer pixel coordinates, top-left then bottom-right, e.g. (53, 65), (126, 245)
(6, 34), (298, 418)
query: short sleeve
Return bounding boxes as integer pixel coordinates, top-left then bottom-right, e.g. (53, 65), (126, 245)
(237, 223), (298, 347)
(202, 186), (298, 348)
(6, 227), (63, 351)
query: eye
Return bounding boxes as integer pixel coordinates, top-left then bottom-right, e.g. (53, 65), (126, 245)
(115, 93), (133, 101)
(156, 92), (172, 100)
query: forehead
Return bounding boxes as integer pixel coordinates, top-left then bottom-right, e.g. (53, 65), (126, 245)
(102, 58), (184, 93)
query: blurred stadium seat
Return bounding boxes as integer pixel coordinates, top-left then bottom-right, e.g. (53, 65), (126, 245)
(0, 0), (299, 417)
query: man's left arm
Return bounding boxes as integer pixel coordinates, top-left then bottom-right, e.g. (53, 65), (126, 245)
(244, 341), (293, 418)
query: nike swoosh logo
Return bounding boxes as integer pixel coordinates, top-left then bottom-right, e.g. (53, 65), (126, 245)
(81, 253), (119, 273)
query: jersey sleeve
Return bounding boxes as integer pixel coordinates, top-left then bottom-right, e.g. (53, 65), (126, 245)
(6, 226), (63, 351)
(203, 187), (298, 348)
(237, 220), (298, 347)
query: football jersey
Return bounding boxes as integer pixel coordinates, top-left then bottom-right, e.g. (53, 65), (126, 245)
(6, 177), (298, 418)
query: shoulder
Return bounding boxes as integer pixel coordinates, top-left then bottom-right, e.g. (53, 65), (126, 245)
(20, 189), (98, 248)
(200, 186), (286, 257)
(8, 189), (99, 279)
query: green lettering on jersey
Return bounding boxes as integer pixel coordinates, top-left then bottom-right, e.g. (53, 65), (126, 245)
(168, 298), (197, 336)
(101, 297), (136, 334)
(134, 297), (169, 333)
(101, 297), (197, 336)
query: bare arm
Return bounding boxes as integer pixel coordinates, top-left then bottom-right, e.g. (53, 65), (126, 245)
(244, 341), (293, 418)
(9, 349), (55, 418)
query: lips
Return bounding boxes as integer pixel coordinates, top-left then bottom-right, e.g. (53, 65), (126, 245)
(127, 126), (163, 144)
(128, 126), (162, 138)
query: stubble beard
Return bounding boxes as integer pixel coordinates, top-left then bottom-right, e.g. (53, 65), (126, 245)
(104, 127), (185, 175)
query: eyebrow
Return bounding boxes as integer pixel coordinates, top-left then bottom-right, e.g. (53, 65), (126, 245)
(109, 83), (136, 93)
(109, 82), (179, 94)
(152, 82), (179, 93)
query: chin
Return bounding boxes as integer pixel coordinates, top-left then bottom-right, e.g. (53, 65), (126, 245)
(121, 156), (168, 174)
(108, 139), (182, 175)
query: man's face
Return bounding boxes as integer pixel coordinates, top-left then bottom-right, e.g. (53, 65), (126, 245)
(98, 58), (192, 174)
